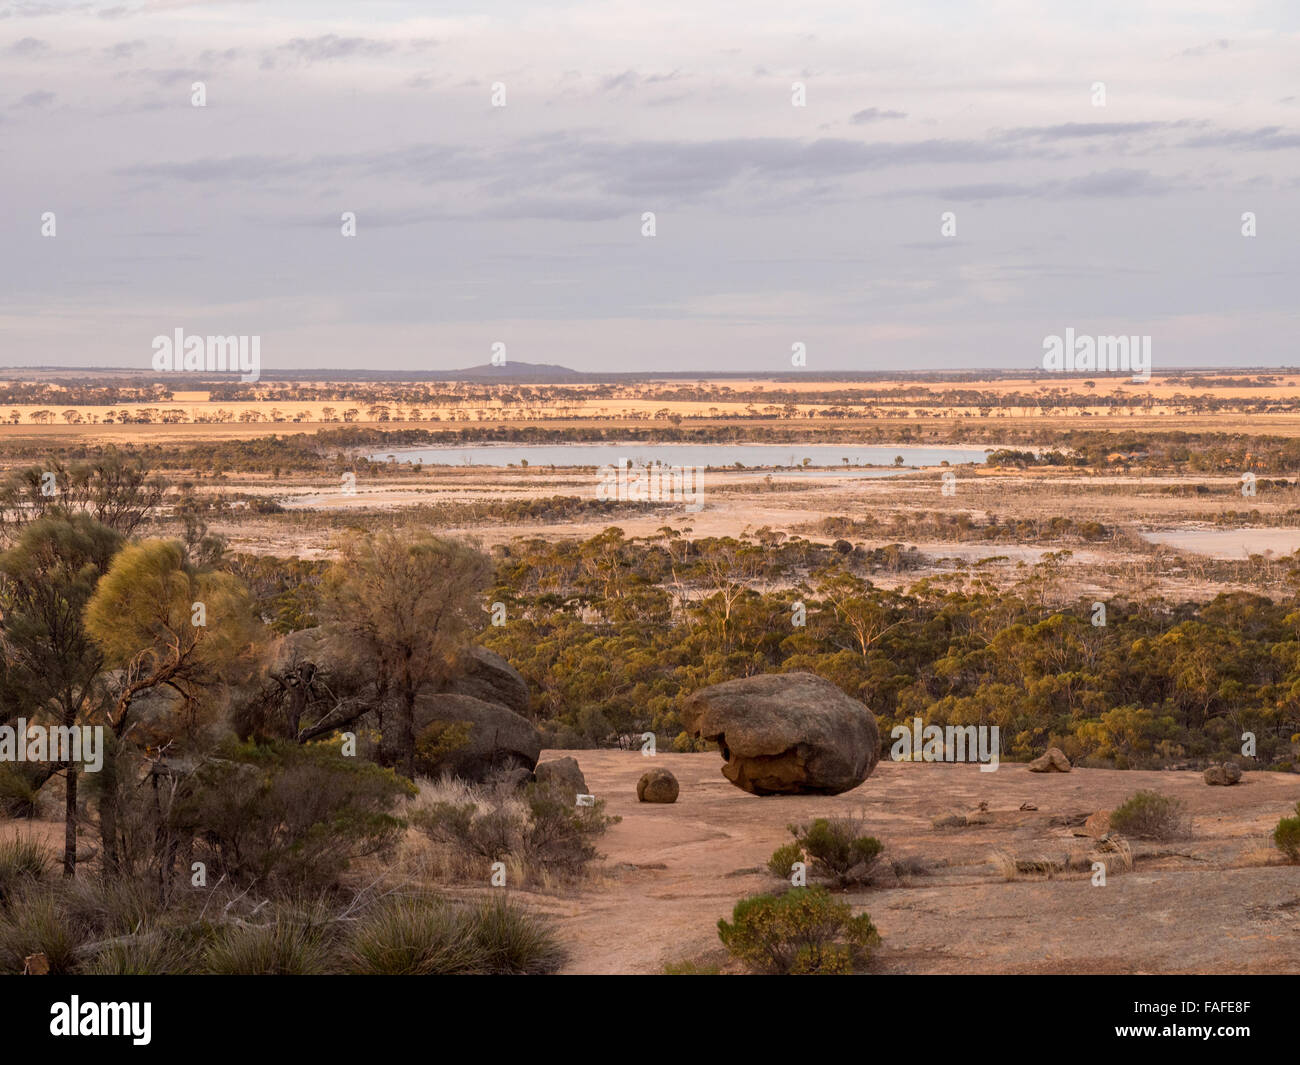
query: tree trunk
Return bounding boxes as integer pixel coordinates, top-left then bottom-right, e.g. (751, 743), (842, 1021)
(63, 764), (77, 878)
(401, 691), (417, 779)
(100, 793), (118, 874)
(99, 744), (120, 875)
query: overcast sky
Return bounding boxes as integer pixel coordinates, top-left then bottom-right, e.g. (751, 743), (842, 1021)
(1, 0), (1297, 375)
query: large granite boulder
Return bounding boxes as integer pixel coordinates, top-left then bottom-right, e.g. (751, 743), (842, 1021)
(267, 626), (327, 675)
(412, 693), (541, 784)
(268, 633), (531, 716)
(679, 672), (880, 795)
(264, 627), (365, 702)
(445, 647), (531, 718)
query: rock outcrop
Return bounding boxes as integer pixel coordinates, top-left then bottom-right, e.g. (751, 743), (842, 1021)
(445, 646), (531, 718)
(534, 756), (588, 801)
(259, 630), (537, 785)
(412, 693), (541, 784)
(1027, 747), (1072, 773)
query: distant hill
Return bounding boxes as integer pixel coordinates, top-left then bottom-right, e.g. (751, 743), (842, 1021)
(438, 362), (586, 382)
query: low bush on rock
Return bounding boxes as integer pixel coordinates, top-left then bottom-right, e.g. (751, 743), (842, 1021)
(780, 815), (884, 886)
(1109, 791), (1190, 841)
(662, 959), (723, 975)
(1274, 802), (1300, 862)
(717, 887), (880, 974)
(767, 841), (805, 880)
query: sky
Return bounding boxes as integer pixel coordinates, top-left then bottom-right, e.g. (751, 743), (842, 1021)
(1, 0), (1297, 375)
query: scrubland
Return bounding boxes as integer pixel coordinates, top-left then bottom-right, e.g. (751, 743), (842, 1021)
(2, 370), (1299, 975)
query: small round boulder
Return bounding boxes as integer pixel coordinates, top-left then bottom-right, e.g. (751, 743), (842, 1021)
(637, 767), (679, 804)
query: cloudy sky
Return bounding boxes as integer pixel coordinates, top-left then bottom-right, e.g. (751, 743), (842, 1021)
(1, 0), (1297, 375)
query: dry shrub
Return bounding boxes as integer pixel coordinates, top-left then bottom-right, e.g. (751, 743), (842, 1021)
(991, 850), (1061, 881)
(1091, 836), (1134, 874)
(1109, 791), (1191, 841)
(408, 774), (618, 887)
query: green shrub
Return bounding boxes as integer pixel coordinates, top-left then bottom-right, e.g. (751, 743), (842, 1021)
(787, 816), (884, 886)
(414, 721), (473, 776)
(174, 739), (415, 890)
(767, 841), (805, 880)
(1109, 791), (1190, 841)
(717, 887), (880, 975)
(1274, 802), (1300, 862)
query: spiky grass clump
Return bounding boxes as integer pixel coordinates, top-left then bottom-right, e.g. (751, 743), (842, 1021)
(0, 836), (50, 903)
(344, 894), (564, 975)
(0, 888), (85, 974)
(203, 918), (334, 975)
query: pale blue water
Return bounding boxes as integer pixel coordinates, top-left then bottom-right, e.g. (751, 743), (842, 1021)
(369, 443), (990, 469)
